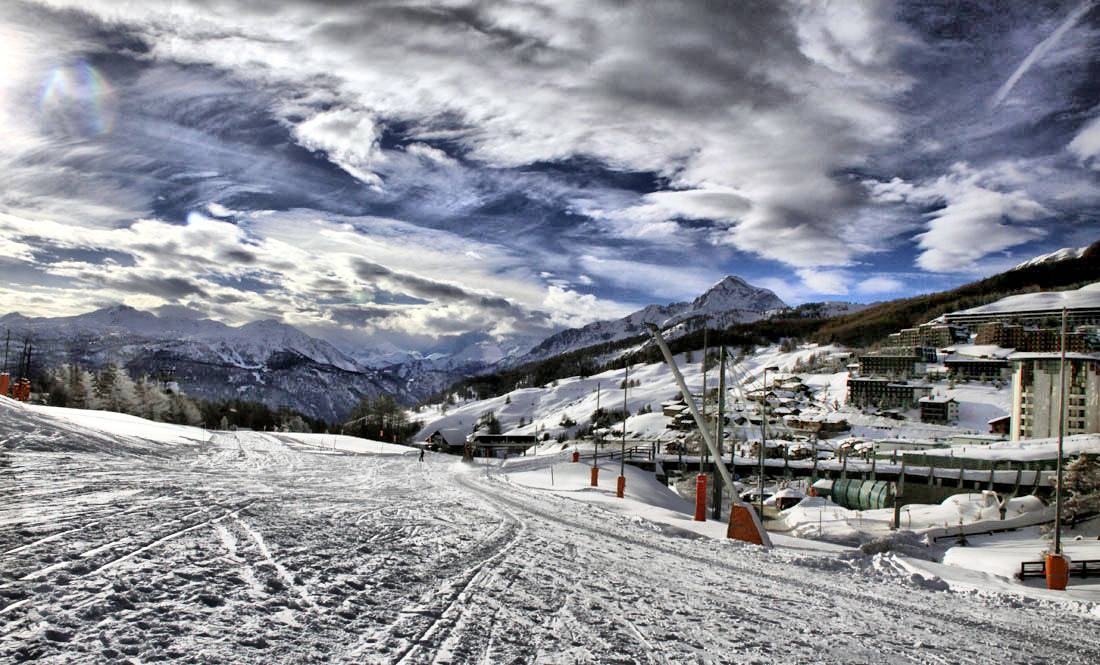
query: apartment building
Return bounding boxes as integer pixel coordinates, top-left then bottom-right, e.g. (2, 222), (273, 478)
(1009, 352), (1100, 440)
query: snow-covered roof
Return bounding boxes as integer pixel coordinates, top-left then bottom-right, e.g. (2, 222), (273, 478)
(946, 344), (1015, 359)
(427, 428), (468, 445)
(1007, 352), (1100, 362)
(944, 354), (1010, 363)
(918, 395), (956, 404)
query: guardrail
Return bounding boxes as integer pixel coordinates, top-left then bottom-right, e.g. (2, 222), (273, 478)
(592, 445), (651, 462)
(1020, 559), (1100, 580)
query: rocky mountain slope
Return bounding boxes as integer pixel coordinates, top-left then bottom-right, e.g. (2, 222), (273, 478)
(0, 306), (405, 422)
(507, 276), (787, 366)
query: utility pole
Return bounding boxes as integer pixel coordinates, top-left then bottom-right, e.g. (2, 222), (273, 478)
(18, 339), (31, 380)
(712, 347), (726, 519)
(1054, 307), (1067, 556)
(3, 330), (9, 376)
(701, 329), (708, 474)
(619, 364), (628, 498)
(591, 382), (600, 486)
(759, 365), (778, 518)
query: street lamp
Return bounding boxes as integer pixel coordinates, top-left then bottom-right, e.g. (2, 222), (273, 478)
(618, 364), (628, 498)
(759, 365), (779, 518)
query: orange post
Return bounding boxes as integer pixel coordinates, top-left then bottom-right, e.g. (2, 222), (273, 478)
(727, 503), (768, 546)
(694, 474), (707, 521)
(590, 466), (599, 486)
(0, 374), (8, 398)
(616, 475), (626, 498)
(1046, 554), (1069, 590)
(572, 451), (580, 463)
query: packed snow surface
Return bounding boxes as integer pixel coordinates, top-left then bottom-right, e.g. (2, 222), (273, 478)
(3, 397), (1100, 664)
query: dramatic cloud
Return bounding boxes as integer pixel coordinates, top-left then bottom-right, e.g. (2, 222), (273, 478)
(0, 0), (1096, 356)
(866, 164), (1052, 272)
(1069, 115), (1100, 169)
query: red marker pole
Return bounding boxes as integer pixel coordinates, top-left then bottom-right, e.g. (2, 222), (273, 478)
(695, 474), (707, 521)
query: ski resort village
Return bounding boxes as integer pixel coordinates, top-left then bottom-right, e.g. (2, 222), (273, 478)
(4, 2), (1100, 663)
(4, 251), (1100, 663)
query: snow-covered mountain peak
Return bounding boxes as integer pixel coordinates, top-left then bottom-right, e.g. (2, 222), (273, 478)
(1012, 246), (1088, 271)
(689, 275), (787, 314)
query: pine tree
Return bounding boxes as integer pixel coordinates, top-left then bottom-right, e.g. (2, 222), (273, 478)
(166, 393), (202, 426)
(100, 365), (139, 414)
(77, 368), (102, 410)
(46, 365), (72, 406)
(136, 376), (170, 421)
(1064, 453), (1100, 522)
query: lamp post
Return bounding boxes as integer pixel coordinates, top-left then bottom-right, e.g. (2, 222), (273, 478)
(618, 364), (628, 498)
(591, 382), (600, 486)
(759, 365), (779, 518)
(1055, 307), (1067, 556)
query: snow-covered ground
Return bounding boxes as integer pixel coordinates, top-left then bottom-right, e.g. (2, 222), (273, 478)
(413, 342), (1016, 448)
(4, 397), (1100, 663)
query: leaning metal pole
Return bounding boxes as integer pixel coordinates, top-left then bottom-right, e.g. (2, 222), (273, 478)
(645, 324), (735, 492)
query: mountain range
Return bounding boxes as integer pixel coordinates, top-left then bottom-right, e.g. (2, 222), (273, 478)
(0, 275), (858, 421)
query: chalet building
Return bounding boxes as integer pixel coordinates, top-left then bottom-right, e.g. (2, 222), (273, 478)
(847, 377), (933, 409)
(783, 413), (850, 434)
(943, 355), (1010, 381)
(661, 399), (688, 418)
(988, 415), (1010, 435)
(1009, 352), (1100, 441)
(467, 434), (539, 457)
(423, 428), (469, 454)
(919, 395), (958, 424)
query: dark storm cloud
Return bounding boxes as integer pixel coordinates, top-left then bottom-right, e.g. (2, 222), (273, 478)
(330, 305), (396, 326)
(109, 275), (209, 300)
(221, 249), (258, 265)
(349, 257), (532, 319)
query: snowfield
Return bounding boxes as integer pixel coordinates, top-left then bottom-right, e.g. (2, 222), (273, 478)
(3, 398), (1100, 664)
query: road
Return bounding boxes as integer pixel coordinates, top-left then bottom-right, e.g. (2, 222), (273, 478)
(2, 431), (1098, 664)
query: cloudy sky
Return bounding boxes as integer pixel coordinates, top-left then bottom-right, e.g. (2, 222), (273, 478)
(1, 0), (1097, 357)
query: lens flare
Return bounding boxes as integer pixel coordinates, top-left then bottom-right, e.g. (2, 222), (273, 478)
(39, 60), (117, 136)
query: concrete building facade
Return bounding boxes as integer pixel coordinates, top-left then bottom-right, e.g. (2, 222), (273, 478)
(1009, 353), (1100, 440)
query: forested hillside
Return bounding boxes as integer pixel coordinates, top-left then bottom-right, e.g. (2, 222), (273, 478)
(811, 241), (1100, 347)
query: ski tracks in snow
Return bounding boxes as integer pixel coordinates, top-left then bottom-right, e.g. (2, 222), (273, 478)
(5, 440), (1100, 664)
